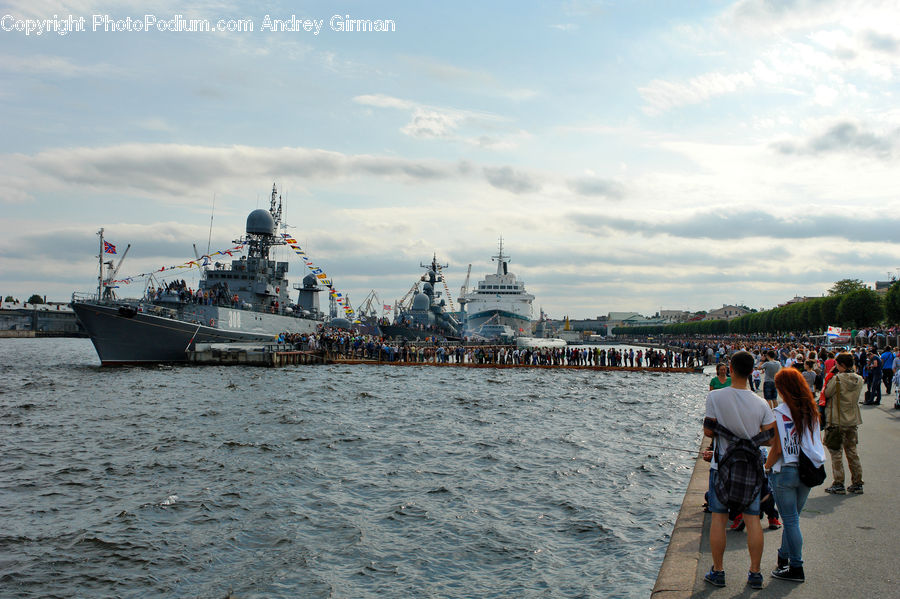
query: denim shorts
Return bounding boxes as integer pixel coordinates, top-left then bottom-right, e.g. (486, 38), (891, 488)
(708, 468), (761, 516)
(763, 381), (777, 401)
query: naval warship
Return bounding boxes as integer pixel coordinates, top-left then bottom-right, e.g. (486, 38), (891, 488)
(379, 255), (462, 341)
(72, 186), (325, 365)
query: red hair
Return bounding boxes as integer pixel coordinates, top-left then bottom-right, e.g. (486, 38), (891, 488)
(774, 367), (819, 434)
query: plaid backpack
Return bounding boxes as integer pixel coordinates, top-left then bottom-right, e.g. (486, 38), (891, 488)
(706, 418), (773, 513)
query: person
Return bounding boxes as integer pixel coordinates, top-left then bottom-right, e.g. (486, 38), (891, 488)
(881, 346), (895, 395)
(863, 349), (882, 405)
(761, 350), (781, 408)
(710, 363), (732, 390)
(763, 368), (825, 583)
(751, 365), (762, 392)
(823, 352), (865, 494)
(703, 351), (776, 589)
(801, 359), (817, 392)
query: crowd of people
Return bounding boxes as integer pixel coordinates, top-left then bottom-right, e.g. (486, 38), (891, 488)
(275, 329), (705, 368)
(701, 341), (898, 589)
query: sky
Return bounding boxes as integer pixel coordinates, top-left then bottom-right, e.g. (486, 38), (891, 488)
(2, 0), (900, 319)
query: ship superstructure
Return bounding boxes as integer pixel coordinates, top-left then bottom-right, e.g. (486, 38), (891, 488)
(460, 238), (534, 338)
(72, 185), (324, 364)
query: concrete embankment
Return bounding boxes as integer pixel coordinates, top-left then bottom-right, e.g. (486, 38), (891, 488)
(652, 397), (900, 598)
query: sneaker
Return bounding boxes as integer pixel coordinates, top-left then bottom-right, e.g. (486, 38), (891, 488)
(729, 513), (745, 531)
(776, 555), (789, 569)
(847, 483), (864, 494)
(768, 517), (782, 530)
(772, 565), (805, 582)
(748, 570), (763, 589)
(825, 483), (846, 495)
(704, 566), (726, 587)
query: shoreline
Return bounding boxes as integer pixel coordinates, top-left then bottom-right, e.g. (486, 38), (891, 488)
(651, 443), (708, 598)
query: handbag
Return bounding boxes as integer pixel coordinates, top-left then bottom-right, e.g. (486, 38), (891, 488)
(798, 447), (826, 487)
(824, 377), (844, 451)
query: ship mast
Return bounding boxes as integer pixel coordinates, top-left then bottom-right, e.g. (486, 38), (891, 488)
(492, 235), (508, 275)
(97, 228), (104, 299)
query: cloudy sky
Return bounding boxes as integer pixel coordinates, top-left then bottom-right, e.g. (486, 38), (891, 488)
(2, 0), (900, 318)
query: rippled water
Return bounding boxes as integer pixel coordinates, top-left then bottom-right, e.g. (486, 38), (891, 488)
(0, 339), (708, 598)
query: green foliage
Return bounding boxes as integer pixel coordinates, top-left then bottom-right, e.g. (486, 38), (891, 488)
(828, 278), (866, 296)
(3, 295), (14, 303)
(819, 295), (841, 325)
(836, 288), (883, 328)
(26, 294), (44, 304)
(885, 281), (900, 325)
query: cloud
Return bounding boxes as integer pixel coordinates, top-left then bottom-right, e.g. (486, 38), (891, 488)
(571, 209), (900, 243)
(0, 143), (475, 202)
(773, 121), (897, 159)
(726, 0), (848, 34)
(566, 176), (625, 199)
(482, 166), (540, 194)
(864, 29), (900, 53)
(639, 71), (756, 115)
(352, 93), (527, 148)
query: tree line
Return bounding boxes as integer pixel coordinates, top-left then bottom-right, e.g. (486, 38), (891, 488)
(614, 280), (900, 337)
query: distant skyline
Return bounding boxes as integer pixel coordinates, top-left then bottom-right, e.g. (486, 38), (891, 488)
(2, 1), (900, 319)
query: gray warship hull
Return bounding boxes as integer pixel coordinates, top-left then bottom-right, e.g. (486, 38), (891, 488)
(73, 301), (320, 365)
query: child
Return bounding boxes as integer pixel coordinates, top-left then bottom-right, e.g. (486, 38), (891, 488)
(751, 366), (762, 392)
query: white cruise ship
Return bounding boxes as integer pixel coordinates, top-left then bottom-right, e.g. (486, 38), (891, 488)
(459, 239), (534, 337)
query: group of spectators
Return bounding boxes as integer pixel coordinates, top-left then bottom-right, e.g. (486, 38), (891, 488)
(274, 329), (703, 369)
(147, 279), (240, 308)
(702, 341), (899, 589)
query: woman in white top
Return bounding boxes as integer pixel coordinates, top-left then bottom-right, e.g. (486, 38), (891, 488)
(763, 367), (826, 583)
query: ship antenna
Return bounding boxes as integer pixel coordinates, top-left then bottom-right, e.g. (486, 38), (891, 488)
(206, 192), (216, 256)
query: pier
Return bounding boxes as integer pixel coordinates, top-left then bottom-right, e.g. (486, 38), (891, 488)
(187, 341), (701, 371)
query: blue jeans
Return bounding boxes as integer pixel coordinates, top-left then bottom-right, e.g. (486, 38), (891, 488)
(763, 381), (777, 401)
(770, 464), (811, 567)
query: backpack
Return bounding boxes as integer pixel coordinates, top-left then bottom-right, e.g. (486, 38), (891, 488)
(706, 418), (773, 513)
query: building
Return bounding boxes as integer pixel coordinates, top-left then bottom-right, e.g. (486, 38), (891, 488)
(0, 301), (85, 336)
(704, 304), (750, 321)
(875, 280), (897, 295)
(660, 309), (693, 323)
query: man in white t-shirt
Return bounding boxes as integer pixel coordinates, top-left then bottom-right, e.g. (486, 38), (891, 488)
(703, 351), (776, 588)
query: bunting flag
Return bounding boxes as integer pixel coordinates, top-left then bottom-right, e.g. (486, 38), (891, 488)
(110, 243), (246, 284)
(281, 233), (354, 319)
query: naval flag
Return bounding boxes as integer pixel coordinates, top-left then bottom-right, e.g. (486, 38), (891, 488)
(103, 241), (117, 254)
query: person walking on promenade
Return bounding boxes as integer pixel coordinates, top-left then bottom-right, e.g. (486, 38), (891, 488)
(762, 351), (781, 408)
(865, 349), (882, 405)
(710, 362), (732, 390)
(880, 346), (895, 395)
(702, 351), (776, 589)
(763, 368), (825, 583)
(823, 353), (865, 495)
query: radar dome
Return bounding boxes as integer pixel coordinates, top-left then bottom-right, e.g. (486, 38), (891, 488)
(422, 282), (434, 295)
(412, 292), (430, 311)
(303, 273), (318, 287)
(330, 317), (352, 330)
(246, 209), (275, 235)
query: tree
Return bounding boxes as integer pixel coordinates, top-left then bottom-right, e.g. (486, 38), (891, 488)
(836, 288), (883, 328)
(26, 294), (44, 304)
(828, 278), (867, 296)
(3, 295), (14, 302)
(885, 281), (900, 324)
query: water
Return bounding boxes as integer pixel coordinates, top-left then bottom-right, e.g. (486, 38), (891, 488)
(0, 339), (708, 598)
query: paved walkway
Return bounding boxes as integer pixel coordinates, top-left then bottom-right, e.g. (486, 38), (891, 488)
(653, 393), (900, 598)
